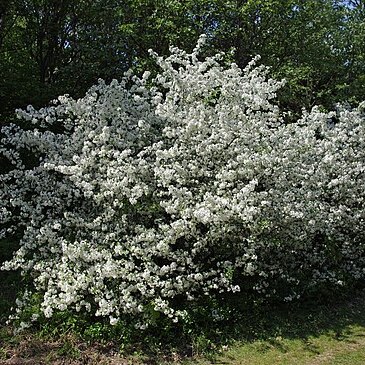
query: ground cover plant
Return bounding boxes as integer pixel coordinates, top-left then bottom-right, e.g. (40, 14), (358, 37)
(0, 37), (364, 344)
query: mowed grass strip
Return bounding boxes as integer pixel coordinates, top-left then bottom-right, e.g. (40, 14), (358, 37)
(189, 290), (365, 365)
(192, 324), (365, 365)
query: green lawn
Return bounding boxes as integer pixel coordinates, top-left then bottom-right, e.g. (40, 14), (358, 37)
(191, 323), (365, 365)
(186, 288), (365, 365)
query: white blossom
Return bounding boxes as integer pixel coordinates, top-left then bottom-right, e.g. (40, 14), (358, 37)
(1, 36), (364, 326)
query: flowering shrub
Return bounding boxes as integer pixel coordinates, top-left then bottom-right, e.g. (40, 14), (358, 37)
(1, 36), (365, 327)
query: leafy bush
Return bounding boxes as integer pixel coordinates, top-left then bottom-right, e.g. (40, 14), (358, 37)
(1, 36), (365, 329)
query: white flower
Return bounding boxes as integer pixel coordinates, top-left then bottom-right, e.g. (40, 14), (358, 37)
(1, 36), (364, 328)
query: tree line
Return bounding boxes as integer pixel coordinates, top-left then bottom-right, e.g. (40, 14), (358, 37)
(0, 0), (364, 121)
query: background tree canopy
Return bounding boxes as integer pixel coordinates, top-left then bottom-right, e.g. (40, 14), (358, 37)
(0, 0), (364, 122)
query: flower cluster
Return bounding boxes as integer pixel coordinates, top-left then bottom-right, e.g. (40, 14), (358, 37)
(1, 36), (364, 326)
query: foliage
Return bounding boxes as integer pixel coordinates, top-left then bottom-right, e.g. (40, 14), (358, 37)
(1, 38), (364, 333)
(0, 0), (364, 121)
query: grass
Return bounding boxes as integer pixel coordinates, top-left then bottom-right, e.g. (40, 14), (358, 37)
(1, 237), (365, 364)
(184, 287), (365, 365)
(190, 308), (365, 365)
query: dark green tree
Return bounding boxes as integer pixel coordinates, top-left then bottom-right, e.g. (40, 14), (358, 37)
(0, 0), (364, 121)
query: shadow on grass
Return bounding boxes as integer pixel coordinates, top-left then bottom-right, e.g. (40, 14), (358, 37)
(115, 286), (365, 364)
(169, 285), (365, 365)
(207, 289), (365, 345)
